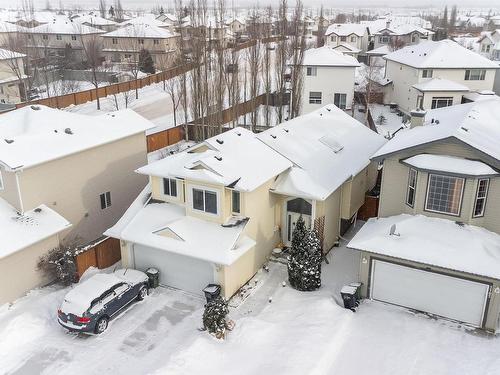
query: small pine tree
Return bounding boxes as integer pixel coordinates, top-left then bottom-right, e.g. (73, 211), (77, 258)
(202, 296), (229, 338)
(37, 246), (78, 286)
(138, 49), (156, 74)
(376, 114), (387, 125)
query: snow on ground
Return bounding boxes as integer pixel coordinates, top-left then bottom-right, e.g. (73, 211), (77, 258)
(2, 224), (500, 374)
(370, 103), (409, 137)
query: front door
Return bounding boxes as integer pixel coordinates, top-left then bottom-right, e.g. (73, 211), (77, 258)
(285, 198), (313, 246)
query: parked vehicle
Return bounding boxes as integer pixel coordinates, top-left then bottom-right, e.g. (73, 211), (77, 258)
(58, 269), (149, 334)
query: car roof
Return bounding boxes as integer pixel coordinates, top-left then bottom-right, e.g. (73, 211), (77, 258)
(64, 273), (123, 306)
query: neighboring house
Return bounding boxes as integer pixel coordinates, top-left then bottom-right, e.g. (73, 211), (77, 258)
(71, 14), (119, 32)
(349, 98), (500, 331)
(0, 198), (70, 305)
(382, 40), (500, 114)
(0, 48), (27, 103)
(478, 30), (500, 61)
(107, 105), (385, 299)
(0, 21), (29, 47)
(27, 20), (105, 62)
(324, 24), (369, 53)
(226, 17), (246, 38)
(371, 22), (432, 50)
(300, 46), (360, 115)
(0, 105), (154, 246)
(102, 24), (180, 68)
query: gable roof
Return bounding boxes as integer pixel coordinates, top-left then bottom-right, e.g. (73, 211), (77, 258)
(384, 39), (499, 69)
(372, 98), (500, 162)
(137, 127), (292, 192)
(102, 23), (178, 39)
(325, 23), (367, 37)
(257, 105), (386, 201)
(0, 105), (154, 170)
(302, 46), (360, 68)
(29, 20), (105, 35)
(412, 78), (470, 92)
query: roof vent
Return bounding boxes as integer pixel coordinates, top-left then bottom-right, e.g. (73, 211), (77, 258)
(283, 128), (289, 133)
(34, 207), (42, 213)
(435, 120), (439, 124)
(389, 224), (400, 236)
(326, 107), (331, 112)
(270, 134), (277, 139)
(216, 138), (224, 144)
(460, 126), (468, 132)
(214, 156), (222, 161)
(4, 138), (14, 144)
(64, 128), (73, 135)
(236, 132), (241, 136)
(30, 105), (41, 110)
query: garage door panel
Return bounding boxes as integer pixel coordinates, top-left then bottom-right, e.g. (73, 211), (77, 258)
(371, 260), (489, 327)
(133, 245), (215, 295)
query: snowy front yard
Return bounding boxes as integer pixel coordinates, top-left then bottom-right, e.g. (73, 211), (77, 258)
(2, 225), (500, 375)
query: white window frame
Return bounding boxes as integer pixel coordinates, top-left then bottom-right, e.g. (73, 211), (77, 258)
(191, 186), (219, 216)
(0, 169), (4, 190)
(350, 35), (356, 42)
(112, 38), (118, 44)
(309, 91), (322, 104)
(306, 66), (317, 76)
(406, 168), (417, 207)
(330, 35), (337, 42)
(71, 35), (77, 41)
(425, 174), (465, 216)
(138, 38), (145, 44)
(380, 35), (389, 43)
(333, 93), (347, 109)
(56, 34), (62, 40)
(153, 39), (159, 45)
(232, 190), (241, 214)
(465, 69), (486, 81)
(473, 178), (489, 218)
(422, 69), (433, 78)
(100, 191), (112, 210)
(162, 178), (178, 197)
(431, 97), (453, 109)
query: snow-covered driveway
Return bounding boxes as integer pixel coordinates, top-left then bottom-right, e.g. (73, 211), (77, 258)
(2, 224), (500, 374)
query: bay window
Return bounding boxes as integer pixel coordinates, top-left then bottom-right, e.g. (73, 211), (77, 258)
(425, 174), (464, 216)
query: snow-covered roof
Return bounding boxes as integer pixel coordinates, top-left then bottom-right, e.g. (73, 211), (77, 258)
(0, 105), (155, 171)
(384, 40), (499, 69)
(119, 15), (170, 28)
(412, 78), (470, 92)
(0, 20), (28, 33)
(462, 91), (499, 102)
(137, 127), (292, 192)
(373, 24), (431, 36)
(366, 45), (391, 56)
(105, 199), (255, 266)
(331, 43), (361, 54)
(257, 105), (386, 201)
(325, 23), (367, 37)
(372, 98), (500, 162)
(402, 154), (498, 176)
(302, 47), (360, 68)
(0, 198), (71, 259)
(349, 214), (500, 280)
(0, 48), (25, 60)
(103, 24), (178, 39)
(29, 20), (105, 35)
(73, 15), (118, 26)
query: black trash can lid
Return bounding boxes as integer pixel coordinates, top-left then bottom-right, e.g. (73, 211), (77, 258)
(203, 284), (220, 293)
(146, 268), (159, 274)
(340, 285), (357, 295)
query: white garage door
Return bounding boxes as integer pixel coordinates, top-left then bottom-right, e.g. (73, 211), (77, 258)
(371, 260), (489, 327)
(133, 245), (215, 296)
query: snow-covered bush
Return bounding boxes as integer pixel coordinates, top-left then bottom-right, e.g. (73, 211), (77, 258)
(37, 246), (78, 286)
(202, 296), (230, 338)
(288, 216), (322, 291)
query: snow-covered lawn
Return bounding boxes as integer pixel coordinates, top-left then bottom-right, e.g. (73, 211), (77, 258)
(2, 224), (500, 374)
(370, 103), (409, 137)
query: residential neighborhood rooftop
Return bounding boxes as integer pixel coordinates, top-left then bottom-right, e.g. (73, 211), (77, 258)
(103, 23), (178, 38)
(29, 19), (105, 35)
(302, 46), (360, 67)
(412, 78), (470, 92)
(402, 154), (498, 176)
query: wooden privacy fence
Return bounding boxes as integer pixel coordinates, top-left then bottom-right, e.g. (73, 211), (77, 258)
(75, 237), (122, 278)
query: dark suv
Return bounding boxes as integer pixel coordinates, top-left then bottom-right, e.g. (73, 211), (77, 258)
(58, 269), (149, 334)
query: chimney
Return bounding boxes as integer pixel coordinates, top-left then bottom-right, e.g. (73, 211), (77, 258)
(410, 109), (426, 128)
(386, 20), (391, 29)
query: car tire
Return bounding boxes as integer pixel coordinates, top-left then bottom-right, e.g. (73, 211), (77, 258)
(137, 286), (148, 301)
(95, 316), (109, 334)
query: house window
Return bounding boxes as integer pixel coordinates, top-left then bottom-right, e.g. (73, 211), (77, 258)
(422, 69), (433, 78)
(330, 35), (337, 42)
(42, 34), (48, 40)
(112, 38), (118, 44)
(425, 174), (464, 216)
(406, 168), (417, 207)
(379, 35), (389, 43)
(153, 39), (159, 45)
(340, 36), (347, 42)
(334, 93), (347, 109)
(56, 34), (62, 40)
(232, 190), (240, 214)
(71, 35), (77, 40)
(473, 179), (489, 218)
(350, 36), (356, 42)
(162, 178), (177, 197)
(306, 66), (317, 76)
(465, 69), (486, 80)
(0, 169), (3, 190)
(411, 33), (417, 43)
(124, 53), (132, 59)
(309, 91), (322, 104)
(138, 38), (145, 44)
(192, 188), (218, 214)
(431, 97), (453, 109)
(481, 44), (491, 53)
(100, 191), (112, 209)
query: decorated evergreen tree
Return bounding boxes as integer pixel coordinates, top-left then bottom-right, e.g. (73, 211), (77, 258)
(202, 296), (229, 338)
(288, 216), (322, 291)
(138, 49), (156, 74)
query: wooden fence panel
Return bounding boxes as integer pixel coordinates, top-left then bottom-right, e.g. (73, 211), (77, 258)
(75, 248), (97, 277)
(95, 238), (122, 269)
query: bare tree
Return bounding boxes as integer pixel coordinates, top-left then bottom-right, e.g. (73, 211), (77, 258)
(114, 0), (124, 22)
(80, 32), (106, 110)
(316, 5), (325, 47)
(4, 33), (30, 102)
(246, 7), (262, 131)
(274, 0), (289, 123)
(289, 0), (307, 118)
(99, 0), (107, 19)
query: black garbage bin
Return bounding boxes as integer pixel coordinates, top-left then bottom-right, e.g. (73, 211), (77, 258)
(341, 285), (358, 311)
(203, 284), (221, 303)
(146, 268), (159, 289)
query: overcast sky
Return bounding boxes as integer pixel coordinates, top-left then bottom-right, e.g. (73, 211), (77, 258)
(1, 0), (499, 11)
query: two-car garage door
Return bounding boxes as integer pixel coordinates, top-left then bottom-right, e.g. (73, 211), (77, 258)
(370, 260), (490, 327)
(133, 245), (215, 296)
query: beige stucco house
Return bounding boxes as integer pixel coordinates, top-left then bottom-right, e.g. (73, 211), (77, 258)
(106, 105), (385, 299)
(0, 48), (27, 103)
(348, 98), (500, 331)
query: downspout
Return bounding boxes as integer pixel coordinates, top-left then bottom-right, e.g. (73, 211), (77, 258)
(15, 171), (24, 213)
